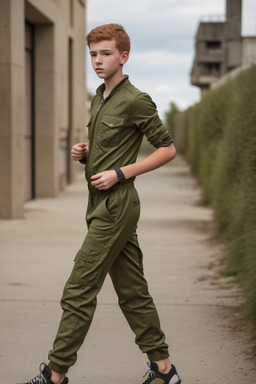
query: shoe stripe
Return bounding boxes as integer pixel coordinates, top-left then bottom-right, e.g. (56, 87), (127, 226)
(169, 375), (182, 384)
(28, 373), (47, 384)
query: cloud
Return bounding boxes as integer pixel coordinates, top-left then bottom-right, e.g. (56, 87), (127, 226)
(87, 0), (224, 26)
(130, 50), (192, 68)
(156, 85), (176, 94)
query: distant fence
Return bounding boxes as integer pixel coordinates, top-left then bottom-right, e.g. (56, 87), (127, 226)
(174, 65), (256, 323)
(199, 14), (226, 23)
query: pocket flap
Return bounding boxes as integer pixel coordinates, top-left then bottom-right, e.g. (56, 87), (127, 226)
(86, 115), (93, 127)
(101, 115), (124, 128)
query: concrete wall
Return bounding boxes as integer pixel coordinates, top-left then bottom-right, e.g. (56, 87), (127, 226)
(242, 37), (256, 65)
(210, 38), (256, 90)
(0, 0), (26, 218)
(0, 0), (87, 218)
(226, 40), (242, 69)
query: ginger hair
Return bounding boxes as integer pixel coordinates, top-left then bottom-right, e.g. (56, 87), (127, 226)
(86, 23), (131, 53)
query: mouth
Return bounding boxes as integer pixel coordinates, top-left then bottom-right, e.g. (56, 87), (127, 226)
(95, 68), (103, 72)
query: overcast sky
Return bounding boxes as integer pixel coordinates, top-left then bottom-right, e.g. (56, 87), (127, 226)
(86, 0), (256, 119)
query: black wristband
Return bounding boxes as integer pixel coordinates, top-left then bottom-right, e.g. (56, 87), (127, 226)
(115, 168), (126, 183)
(79, 156), (87, 165)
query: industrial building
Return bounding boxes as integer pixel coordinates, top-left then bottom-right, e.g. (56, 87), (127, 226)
(0, 0), (87, 218)
(191, 0), (256, 93)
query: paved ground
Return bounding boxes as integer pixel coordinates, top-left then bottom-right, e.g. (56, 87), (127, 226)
(0, 155), (255, 383)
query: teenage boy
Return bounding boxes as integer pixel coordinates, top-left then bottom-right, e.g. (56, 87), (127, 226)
(18, 24), (182, 384)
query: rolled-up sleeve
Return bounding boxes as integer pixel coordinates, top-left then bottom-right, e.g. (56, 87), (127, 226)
(131, 93), (173, 148)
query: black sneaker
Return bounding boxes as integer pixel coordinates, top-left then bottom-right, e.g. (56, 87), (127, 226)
(17, 363), (69, 384)
(142, 362), (182, 384)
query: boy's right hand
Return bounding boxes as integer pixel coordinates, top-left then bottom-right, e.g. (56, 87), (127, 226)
(71, 142), (88, 161)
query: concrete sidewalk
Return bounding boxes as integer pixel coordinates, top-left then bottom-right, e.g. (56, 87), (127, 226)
(0, 155), (255, 383)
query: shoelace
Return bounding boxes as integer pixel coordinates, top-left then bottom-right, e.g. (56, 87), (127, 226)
(143, 363), (156, 384)
(28, 373), (47, 384)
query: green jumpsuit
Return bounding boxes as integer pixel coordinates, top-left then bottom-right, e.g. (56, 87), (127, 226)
(48, 76), (174, 374)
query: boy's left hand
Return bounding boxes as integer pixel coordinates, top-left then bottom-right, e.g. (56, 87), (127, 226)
(91, 170), (119, 190)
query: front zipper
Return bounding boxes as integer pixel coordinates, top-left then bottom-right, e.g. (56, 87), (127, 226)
(92, 97), (104, 140)
(97, 98), (104, 113)
(86, 97), (105, 168)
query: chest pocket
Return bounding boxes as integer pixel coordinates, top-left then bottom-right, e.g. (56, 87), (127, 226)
(100, 115), (124, 147)
(87, 114), (93, 141)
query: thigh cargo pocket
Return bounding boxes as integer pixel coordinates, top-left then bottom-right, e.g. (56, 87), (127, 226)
(71, 246), (107, 287)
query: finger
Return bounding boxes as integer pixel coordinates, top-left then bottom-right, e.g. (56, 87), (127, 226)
(77, 143), (88, 148)
(72, 146), (84, 152)
(91, 174), (101, 180)
(72, 143), (86, 150)
(71, 149), (85, 157)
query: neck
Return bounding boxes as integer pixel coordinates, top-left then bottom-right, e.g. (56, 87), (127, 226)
(104, 73), (124, 97)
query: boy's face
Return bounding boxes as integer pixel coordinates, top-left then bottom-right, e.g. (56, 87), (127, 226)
(89, 40), (129, 82)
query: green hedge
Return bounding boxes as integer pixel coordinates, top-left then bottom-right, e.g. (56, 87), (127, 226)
(179, 66), (256, 321)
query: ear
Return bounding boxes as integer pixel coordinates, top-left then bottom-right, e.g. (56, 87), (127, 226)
(120, 51), (129, 65)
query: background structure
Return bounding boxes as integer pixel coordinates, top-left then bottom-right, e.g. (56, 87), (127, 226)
(191, 0), (256, 93)
(0, 0), (87, 219)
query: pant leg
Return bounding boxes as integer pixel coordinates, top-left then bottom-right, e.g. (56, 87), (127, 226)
(109, 231), (169, 362)
(48, 185), (140, 373)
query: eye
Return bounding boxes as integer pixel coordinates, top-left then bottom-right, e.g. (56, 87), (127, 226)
(90, 53), (96, 57)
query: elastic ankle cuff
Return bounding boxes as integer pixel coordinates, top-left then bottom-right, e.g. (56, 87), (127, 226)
(48, 361), (69, 374)
(147, 350), (170, 362)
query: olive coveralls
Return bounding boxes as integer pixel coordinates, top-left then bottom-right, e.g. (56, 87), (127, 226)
(48, 76), (174, 374)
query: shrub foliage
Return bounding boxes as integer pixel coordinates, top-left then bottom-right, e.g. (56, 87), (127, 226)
(179, 66), (256, 321)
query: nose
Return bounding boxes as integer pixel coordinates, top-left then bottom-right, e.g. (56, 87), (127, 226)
(95, 54), (102, 65)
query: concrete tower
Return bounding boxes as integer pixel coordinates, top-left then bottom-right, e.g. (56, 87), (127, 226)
(225, 0), (242, 40)
(225, 0), (242, 70)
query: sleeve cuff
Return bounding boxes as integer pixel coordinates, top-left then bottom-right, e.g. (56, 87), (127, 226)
(79, 157), (87, 165)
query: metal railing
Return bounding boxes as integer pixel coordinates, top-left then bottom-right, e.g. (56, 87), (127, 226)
(200, 14), (226, 23)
